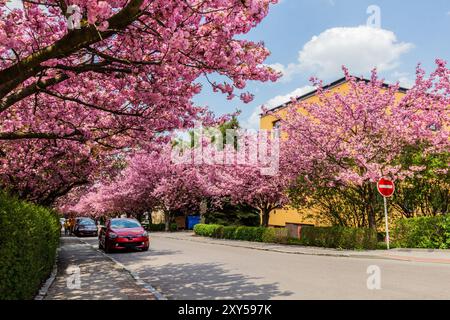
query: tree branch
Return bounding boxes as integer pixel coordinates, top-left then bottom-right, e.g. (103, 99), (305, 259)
(0, 0), (144, 100)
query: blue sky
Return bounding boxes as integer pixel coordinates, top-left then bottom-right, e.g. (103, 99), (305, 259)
(194, 0), (450, 129)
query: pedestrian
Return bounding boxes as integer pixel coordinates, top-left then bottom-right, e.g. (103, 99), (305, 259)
(69, 218), (75, 235)
(64, 219), (70, 235)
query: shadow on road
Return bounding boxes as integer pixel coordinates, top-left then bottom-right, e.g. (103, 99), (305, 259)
(135, 261), (293, 300)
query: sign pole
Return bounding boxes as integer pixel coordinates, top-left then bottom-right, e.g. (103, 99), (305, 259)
(378, 178), (394, 250)
(383, 196), (390, 250)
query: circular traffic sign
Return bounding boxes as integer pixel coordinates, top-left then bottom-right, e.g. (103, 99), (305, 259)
(377, 178), (395, 197)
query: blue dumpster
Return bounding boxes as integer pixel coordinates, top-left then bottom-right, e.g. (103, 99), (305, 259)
(187, 215), (201, 230)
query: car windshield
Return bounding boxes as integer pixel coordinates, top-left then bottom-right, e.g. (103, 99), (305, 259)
(111, 220), (141, 229)
(79, 219), (95, 225)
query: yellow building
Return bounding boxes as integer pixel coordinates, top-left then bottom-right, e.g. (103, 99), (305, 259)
(260, 77), (408, 227)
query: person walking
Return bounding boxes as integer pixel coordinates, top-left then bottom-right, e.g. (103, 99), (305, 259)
(64, 219), (70, 235)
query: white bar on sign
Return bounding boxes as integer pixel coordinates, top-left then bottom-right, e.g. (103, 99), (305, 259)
(379, 185), (393, 189)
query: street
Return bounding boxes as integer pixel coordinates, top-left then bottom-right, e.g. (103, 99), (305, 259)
(83, 233), (450, 300)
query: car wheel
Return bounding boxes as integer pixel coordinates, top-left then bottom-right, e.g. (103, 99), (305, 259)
(142, 246), (149, 252)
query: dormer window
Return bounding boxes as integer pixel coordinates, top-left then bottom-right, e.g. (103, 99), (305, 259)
(272, 120), (281, 138)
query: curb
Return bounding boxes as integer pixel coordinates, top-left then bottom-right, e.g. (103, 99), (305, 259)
(34, 249), (59, 300)
(157, 234), (450, 265)
(153, 233), (396, 260)
(79, 239), (167, 300)
(156, 233), (357, 258)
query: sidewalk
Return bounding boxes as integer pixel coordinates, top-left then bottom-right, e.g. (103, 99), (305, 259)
(44, 236), (155, 300)
(154, 231), (450, 265)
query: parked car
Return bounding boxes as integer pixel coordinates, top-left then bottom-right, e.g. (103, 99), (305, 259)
(73, 217), (98, 237)
(99, 218), (149, 253)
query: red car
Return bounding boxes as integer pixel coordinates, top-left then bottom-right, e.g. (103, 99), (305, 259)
(99, 218), (149, 253)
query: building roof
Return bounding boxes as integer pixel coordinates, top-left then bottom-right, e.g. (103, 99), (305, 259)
(262, 77), (410, 116)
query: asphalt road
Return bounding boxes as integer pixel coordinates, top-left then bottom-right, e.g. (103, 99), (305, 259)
(83, 234), (450, 300)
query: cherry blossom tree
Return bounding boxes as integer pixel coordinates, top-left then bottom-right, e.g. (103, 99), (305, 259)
(0, 0), (280, 202)
(63, 146), (209, 230)
(215, 164), (289, 227)
(0, 0), (278, 142)
(280, 60), (450, 229)
(64, 128), (288, 228)
(0, 139), (95, 205)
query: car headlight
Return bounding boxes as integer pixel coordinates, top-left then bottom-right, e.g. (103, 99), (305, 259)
(108, 232), (118, 239)
(142, 231), (148, 237)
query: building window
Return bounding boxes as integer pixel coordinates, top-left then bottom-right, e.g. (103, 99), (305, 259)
(272, 120), (281, 138)
(273, 120), (281, 130)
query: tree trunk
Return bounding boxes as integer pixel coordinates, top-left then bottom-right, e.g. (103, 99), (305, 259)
(164, 211), (170, 232)
(261, 208), (270, 228)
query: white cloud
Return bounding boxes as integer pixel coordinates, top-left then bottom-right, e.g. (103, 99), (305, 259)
(388, 71), (414, 89)
(267, 62), (301, 83)
(264, 85), (315, 109)
(274, 26), (413, 81)
(242, 85), (314, 129)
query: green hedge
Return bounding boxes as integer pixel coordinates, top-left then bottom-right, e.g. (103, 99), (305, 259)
(193, 224), (223, 238)
(234, 226), (266, 242)
(299, 226), (378, 250)
(392, 215), (450, 249)
(261, 228), (289, 244)
(194, 224), (289, 244)
(194, 224), (378, 249)
(0, 192), (60, 299)
(222, 226), (238, 239)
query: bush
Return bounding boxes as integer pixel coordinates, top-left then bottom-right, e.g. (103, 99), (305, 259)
(392, 215), (450, 249)
(222, 226), (238, 239)
(261, 228), (289, 244)
(193, 223), (377, 249)
(299, 226), (378, 250)
(194, 224), (290, 244)
(193, 224), (223, 238)
(234, 226), (266, 242)
(0, 192), (60, 299)
(170, 223), (178, 232)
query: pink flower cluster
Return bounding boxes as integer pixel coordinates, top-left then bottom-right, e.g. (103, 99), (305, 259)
(0, 0), (279, 202)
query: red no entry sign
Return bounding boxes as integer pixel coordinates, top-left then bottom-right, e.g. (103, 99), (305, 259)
(377, 178), (395, 197)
